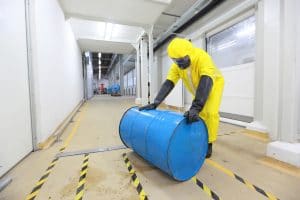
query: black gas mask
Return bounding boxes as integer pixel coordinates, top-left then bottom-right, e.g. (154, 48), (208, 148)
(172, 55), (191, 69)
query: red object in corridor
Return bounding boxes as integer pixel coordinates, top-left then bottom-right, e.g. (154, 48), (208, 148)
(99, 83), (105, 94)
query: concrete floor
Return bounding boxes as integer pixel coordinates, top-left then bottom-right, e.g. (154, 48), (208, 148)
(1, 96), (300, 200)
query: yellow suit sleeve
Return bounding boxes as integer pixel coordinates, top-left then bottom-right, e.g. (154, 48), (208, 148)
(166, 64), (180, 85)
(199, 52), (217, 82)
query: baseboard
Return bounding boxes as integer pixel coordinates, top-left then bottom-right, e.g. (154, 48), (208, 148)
(267, 141), (300, 167)
(37, 100), (84, 150)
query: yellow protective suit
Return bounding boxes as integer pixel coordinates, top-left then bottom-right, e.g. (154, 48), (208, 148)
(166, 38), (224, 143)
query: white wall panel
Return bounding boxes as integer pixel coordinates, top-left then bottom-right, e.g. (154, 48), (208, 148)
(33, 0), (83, 143)
(220, 63), (254, 116)
(86, 61), (93, 99)
(0, 0), (33, 176)
(162, 54), (183, 107)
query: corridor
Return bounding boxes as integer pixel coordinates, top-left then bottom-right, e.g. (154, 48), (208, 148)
(1, 96), (299, 200)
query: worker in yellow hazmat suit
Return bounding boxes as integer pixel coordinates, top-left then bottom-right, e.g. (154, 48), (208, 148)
(139, 37), (224, 158)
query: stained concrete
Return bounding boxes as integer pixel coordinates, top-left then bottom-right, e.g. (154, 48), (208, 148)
(1, 96), (299, 200)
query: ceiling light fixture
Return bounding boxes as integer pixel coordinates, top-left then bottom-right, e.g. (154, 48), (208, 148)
(105, 23), (114, 40)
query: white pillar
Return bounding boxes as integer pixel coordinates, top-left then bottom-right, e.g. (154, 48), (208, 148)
(134, 43), (141, 104)
(147, 26), (157, 102)
(140, 37), (149, 105)
(119, 55), (124, 95)
(247, 0), (281, 134)
(277, 0), (299, 143)
(266, 0), (300, 167)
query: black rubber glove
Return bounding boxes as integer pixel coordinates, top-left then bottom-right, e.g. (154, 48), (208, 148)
(138, 103), (157, 111)
(184, 109), (201, 123)
(184, 75), (213, 123)
(139, 79), (174, 111)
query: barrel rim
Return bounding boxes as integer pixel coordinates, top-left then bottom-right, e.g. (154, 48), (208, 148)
(167, 118), (208, 181)
(166, 118), (185, 180)
(119, 106), (138, 148)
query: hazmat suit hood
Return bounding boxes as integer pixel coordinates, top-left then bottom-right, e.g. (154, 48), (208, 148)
(167, 38), (194, 59)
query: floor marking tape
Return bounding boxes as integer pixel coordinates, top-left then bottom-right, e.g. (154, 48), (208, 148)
(206, 159), (279, 200)
(192, 177), (222, 200)
(122, 153), (148, 200)
(75, 154), (89, 200)
(25, 104), (87, 200)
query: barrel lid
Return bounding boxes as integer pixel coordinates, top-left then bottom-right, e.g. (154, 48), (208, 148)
(167, 119), (208, 181)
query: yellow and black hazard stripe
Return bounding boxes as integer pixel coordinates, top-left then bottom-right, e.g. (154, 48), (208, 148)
(25, 147), (65, 200)
(75, 153), (89, 200)
(26, 104), (86, 200)
(122, 153), (148, 200)
(206, 159), (279, 200)
(192, 177), (221, 200)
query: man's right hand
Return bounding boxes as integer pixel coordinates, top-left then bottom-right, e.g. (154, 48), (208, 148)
(139, 79), (174, 111)
(138, 103), (157, 111)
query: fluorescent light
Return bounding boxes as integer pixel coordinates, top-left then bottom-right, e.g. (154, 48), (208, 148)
(147, 0), (171, 4)
(105, 23), (114, 40)
(98, 53), (101, 58)
(217, 40), (237, 51)
(236, 24), (255, 38)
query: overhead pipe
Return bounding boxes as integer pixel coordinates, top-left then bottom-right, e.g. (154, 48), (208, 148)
(154, 0), (224, 51)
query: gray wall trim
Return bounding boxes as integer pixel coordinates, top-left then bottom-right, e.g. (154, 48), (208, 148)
(25, 0), (38, 151)
(220, 112), (254, 123)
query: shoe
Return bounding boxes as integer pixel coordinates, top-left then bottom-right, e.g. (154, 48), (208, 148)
(206, 143), (212, 158)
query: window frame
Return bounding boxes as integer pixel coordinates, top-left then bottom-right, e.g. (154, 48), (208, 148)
(205, 12), (256, 69)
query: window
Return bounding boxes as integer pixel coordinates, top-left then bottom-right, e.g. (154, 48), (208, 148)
(207, 16), (256, 68)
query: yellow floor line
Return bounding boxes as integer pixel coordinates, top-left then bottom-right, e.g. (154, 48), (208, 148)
(191, 177), (222, 200)
(259, 156), (300, 178)
(206, 159), (279, 200)
(25, 103), (87, 200)
(63, 104), (87, 148)
(241, 130), (269, 142)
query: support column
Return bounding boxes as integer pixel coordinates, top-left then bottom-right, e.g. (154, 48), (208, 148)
(134, 43), (141, 104)
(119, 55), (124, 95)
(147, 26), (158, 102)
(140, 37), (149, 105)
(266, 0), (300, 167)
(246, 0), (268, 133)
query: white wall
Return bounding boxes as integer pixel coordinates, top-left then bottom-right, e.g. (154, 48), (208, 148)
(85, 53), (94, 99)
(298, 14), (300, 140)
(220, 63), (254, 116)
(161, 52), (184, 107)
(0, 0), (33, 176)
(31, 0), (83, 143)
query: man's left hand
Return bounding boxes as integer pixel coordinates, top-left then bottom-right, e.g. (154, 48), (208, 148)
(183, 109), (200, 123)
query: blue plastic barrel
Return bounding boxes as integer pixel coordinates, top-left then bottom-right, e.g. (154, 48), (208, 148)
(112, 84), (120, 93)
(119, 107), (208, 181)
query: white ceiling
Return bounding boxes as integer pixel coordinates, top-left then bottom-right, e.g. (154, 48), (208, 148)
(78, 39), (135, 54)
(59, 0), (198, 53)
(59, 0), (171, 27)
(69, 18), (144, 43)
(154, 0), (198, 38)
